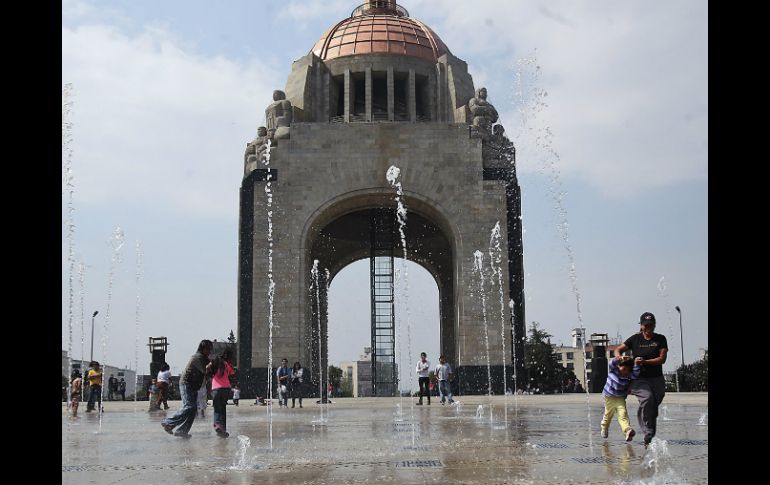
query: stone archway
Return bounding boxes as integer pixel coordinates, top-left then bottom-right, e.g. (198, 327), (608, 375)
(302, 191), (455, 397)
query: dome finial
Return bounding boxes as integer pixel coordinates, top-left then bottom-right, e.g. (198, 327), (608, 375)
(352, 1), (408, 18)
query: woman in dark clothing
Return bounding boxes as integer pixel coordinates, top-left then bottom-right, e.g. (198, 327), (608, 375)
(614, 312), (668, 447)
(290, 361), (304, 408)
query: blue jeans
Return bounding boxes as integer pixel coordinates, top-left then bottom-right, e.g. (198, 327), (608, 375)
(86, 384), (101, 410)
(212, 388), (231, 431)
(162, 383), (198, 435)
(438, 380), (453, 402)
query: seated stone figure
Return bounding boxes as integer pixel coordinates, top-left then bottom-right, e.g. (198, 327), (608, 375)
(485, 123), (515, 163)
(468, 87), (499, 139)
(265, 90), (293, 140)
(244, 126), (268, 175)
(245, 127), (267, 162)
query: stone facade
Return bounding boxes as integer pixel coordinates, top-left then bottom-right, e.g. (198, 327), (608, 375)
(238, 1), (524, 398)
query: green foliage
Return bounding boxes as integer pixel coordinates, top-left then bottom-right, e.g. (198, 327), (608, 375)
(328, 365), (343, 388)
(524, 322), (576, 394)
(676, 350), (708, 392)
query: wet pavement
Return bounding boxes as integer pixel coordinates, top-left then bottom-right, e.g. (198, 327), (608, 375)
(62, 393), (708, 484)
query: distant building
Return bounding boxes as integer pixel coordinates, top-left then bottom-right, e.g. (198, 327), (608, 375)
(340, 347), (374, 397)
(553, 329), (621, 391)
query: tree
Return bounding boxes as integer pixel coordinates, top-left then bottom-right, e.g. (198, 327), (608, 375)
(328, 365), (342, 390)
(227, 330), (236, 344)
(524, 322), (574, 394)
(676, 349), (708, 392)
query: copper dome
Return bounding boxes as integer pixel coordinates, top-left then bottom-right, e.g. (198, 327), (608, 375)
(311, 2), (450, 63)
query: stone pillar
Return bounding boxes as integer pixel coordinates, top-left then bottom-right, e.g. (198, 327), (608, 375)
(344, 68), (352, 123)
(365, 67), (372, 122)
(408, 68), (416, 122)
(427, 73), (435, 122)
(387, 67), (394, 122)
(323, 71), (330, 122)
(436, 63), (445, 122)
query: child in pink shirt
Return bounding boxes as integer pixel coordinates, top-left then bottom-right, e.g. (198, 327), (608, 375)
(210, 349), (236, 438)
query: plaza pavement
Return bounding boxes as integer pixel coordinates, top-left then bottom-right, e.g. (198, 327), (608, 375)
(62, 393), (708, 484)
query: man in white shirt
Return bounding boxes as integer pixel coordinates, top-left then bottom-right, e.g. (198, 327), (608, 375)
(415, 352), (431, 405)
(434, 355), (454, 404)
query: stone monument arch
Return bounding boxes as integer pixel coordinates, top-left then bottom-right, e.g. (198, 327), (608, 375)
(238, 0), (525, 398)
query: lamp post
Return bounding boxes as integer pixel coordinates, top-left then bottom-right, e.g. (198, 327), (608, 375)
(90, 311), (99, 363)
(675, 306), (683, 392)
(675, 306), (684, 366)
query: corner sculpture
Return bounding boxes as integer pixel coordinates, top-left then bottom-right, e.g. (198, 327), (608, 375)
(266, 89), (293, 140)
(468, 87), (499, 140)
(244, 126), (269, 175)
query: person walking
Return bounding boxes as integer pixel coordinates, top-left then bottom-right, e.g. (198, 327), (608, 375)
(290, 361), (304, 408)
(614, 312), (669, 447)
(434, 355), (455, 404)
(232, 386), (240, 406)
(276, 358), (291, 407)
(161, 339), (213, 438)
(69, 370), (83, 417)
(210, 349), (236, 438)
(85, 362), (103, 412)
(107, 374), (117, 401)
(415, 352), (431, 405)
(156, 363), (172, 410)
(118, 378), (126, 401)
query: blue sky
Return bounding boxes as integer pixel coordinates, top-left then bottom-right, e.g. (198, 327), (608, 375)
(62, 0), (707, 386)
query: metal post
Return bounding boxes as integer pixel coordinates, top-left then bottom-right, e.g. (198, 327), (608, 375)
(90, 311), (98, 362)
(675, 306), (683, 392)
(676, 306), (684, 366)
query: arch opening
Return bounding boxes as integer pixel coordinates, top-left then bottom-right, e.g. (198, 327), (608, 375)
(306, 203), (455, 398)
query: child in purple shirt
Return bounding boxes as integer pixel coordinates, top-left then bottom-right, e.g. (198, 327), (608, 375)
(600, 355), (641, 441)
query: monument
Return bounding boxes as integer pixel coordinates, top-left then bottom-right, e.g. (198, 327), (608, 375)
(238, 0), (525, 398)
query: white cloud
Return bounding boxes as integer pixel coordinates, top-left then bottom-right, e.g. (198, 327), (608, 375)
(407, 0), (707, 198)
(62, 22), (281, 220)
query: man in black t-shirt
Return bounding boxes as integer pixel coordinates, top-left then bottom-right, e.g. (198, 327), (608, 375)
(614, 312), (668, 446)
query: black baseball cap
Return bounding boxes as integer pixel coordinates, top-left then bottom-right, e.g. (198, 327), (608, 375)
(639, 312), (656, 325)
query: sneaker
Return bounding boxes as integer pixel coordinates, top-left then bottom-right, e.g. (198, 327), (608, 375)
(174, 432), (192, 439)
(448, 399), (455, 404)
(625, 429), (636, 441)
(161, 422), (174, 435)
(643, 433), (652, 446)
(601, 426), (608, 439)
(416, 402), (423, 406)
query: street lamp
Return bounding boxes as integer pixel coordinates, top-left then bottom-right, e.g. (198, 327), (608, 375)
(90, 311), (99, 363)
(675, 306), (684, 366)
(674, 306), (683, 393)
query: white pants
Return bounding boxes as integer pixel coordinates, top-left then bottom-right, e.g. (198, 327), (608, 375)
(197, 385), (208, 410)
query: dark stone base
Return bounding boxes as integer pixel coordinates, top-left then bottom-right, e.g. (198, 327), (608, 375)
(455, 365), (522, 395)
(240, 366), (525, 399)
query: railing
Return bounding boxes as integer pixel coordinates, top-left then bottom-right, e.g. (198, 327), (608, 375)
(351, 1), (409, 18)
